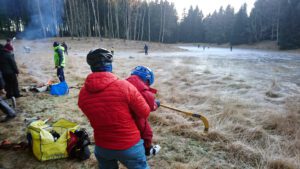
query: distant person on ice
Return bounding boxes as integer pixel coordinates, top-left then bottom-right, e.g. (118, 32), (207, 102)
(78, 48), (151, 169)
(53, 42), (66, 82)
(144, 44), (148, 55)
(0, 44), (21, 99)
(126, 66), (161, 157)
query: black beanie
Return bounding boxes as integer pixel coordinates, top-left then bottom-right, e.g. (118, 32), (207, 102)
(53, 42), (59, 47)
(87, 48), (113, 72)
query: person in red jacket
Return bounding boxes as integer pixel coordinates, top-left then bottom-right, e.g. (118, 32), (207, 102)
(4, 39), (14, 53)
(78, 48), (151, 169)
(126, 66), (161, 156)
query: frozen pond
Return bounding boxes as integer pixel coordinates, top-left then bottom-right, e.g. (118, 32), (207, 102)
(175, 46), (300, 84)
(145, 46), (300, 87)
(121, 46), (300, 112)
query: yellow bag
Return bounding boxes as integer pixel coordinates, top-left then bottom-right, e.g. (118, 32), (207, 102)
(27, 119), (79, 161)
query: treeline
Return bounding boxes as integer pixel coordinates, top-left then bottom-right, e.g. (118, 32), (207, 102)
(0, 0), (299, 49)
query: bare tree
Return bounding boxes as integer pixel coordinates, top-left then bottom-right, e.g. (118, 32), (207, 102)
(161, 1), (166, 43)
(148, 2), (151, 41)
(140, 5), (146, 40)
(134, 5), (139, 40)
(114, 0), (120, 38)
(36, 0), (46, 38)
(159, 0), (163, 42)
(91, 0), (102, 40)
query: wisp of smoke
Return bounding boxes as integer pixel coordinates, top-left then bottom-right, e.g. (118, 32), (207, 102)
(18, 0), (64, 39)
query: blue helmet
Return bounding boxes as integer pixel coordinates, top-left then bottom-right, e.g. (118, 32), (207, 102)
(131, 66), (154, 85)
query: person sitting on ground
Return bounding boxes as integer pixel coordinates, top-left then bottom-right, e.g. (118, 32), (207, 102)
(126, 66), (161, 156)
(0, 44), (21, 99)
(0, 70), (16, 122)
(4, 38), (14, 53)
(53, 42), (66, 82)
(78, 48), (151, 169)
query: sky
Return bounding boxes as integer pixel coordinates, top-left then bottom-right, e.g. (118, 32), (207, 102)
(167, 0), (256, 17)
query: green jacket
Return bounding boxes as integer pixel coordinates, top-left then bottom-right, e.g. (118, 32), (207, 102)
(54, 46), (66, 67)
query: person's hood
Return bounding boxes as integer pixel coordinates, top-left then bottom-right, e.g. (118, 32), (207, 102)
(126, 75), (157, 94)
(84, 72), (118, 93)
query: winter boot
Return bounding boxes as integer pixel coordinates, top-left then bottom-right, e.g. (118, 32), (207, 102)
(149, 145), (161, 156)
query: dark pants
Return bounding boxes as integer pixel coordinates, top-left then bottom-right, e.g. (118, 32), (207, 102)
(3, 74), (20, 98)
(0, 98), (16, 117)
(57, 67), (65, 82)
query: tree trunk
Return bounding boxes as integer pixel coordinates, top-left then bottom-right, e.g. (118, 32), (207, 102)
(148, 3), (151, 41)
(114, 0), (120, 38)
(162, 2), (166, 43)
(93, 0), (102, 41)
(134, 7), (139, 40)
(68, 0), (75, 39)
(276, 3), (281, 43)
(51, 0), (58, 36)
(98, 0), (102, 40)
(159, 1), (163, 42)
(36, 0), (46, 38)
(140, 6), (146, 41)
(110, 1), (115, 38)
(126, 1), (131, 40)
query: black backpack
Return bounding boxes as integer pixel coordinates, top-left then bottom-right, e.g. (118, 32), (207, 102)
(69, 129), (91, 161)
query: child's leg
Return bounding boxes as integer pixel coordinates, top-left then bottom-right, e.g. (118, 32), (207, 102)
(135, 117), (154, 156)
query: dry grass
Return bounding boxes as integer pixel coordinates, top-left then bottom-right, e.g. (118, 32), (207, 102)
(268, 159), (297, 169)
(0, 38), (299, 169)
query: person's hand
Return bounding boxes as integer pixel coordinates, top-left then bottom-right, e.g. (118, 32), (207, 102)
(155, 99), (160, 107)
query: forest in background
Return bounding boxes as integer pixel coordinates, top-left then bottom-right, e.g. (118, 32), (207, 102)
(0, 0), (299, 50)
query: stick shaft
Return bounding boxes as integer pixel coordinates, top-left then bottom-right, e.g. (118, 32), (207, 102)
(160, 104), (209, 132)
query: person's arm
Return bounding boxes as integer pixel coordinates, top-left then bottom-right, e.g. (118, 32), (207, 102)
(127, 83), (151, 119)
(141, 90), (159, 111)
(8, 54), (19, 74)
(57, 48), (64, 67)
(0, 72), (5, 90)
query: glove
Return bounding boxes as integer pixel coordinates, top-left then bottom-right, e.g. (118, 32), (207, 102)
(155, 99), (160, 108)
(145, 145), (152, 156)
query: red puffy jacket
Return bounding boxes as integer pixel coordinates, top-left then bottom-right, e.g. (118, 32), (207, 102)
(78, 72), (150, 150)
(126, 75), (158, 148)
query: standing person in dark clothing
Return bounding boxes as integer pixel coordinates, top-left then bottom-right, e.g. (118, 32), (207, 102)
(61, 42), (68, 55)
(0, 70), (16, 122)
(0, 71), (6, 97)
(53, 42), (66, 82)
(144, 44), (148, 55)
(0, 44), (21, 99)
(4, 38), (14, 53)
